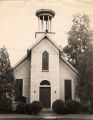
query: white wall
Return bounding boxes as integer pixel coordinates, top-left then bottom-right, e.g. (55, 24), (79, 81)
(13, 37), (77, 106)
(30, 37), (60, 107)
(13, 56), (31, 102)
(59, 58), (76, 101)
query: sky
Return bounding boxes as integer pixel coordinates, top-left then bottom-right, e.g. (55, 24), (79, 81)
(0, 0), (93, 66)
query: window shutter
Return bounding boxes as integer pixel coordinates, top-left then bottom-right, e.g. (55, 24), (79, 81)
(15, 79), (23, 99)
(65, 80), (72, 101)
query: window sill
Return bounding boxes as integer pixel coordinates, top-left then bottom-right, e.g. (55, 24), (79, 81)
(42, 70), (49, 72)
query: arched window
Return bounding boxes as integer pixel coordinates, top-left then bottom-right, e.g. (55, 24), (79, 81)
(40, 80), (50, 85)
(42, 51), (49, 70)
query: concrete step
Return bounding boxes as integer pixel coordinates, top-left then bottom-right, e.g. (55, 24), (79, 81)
(39, 108), (56, 116)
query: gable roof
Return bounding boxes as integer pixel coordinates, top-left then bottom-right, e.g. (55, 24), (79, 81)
(13, 34), (77, 74)
(60, 56), (78, 74)
(27, 33), (62, 51)
(13, 54), (28, 69)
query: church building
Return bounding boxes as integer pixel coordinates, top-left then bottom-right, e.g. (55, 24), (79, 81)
(13, 9), (77, 108)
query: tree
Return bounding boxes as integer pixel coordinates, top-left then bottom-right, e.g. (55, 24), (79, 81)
(63, 13), (90, 69)
(76, 33), (93, 106)
(0, 46), (14, 101)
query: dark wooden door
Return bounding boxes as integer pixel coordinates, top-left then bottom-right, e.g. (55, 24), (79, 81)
(40, 87), (51, 108)
(65, 80), (72, 101)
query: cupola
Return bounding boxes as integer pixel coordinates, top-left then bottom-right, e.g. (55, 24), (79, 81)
(35, 9), (55, 38)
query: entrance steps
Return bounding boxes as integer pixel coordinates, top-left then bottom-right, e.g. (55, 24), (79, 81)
(39, 108), (57, 116)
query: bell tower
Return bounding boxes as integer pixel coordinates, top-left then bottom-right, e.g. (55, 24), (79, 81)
(35, 9), (55, 38)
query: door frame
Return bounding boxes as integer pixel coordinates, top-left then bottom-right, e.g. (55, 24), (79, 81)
(39, 85), (51, 108)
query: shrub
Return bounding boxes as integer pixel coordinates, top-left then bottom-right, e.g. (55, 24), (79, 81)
(52, 99), (65, 114)
(26, 103), (33, 114)
(15, 96), (26, 103)
(0, 98), (12, 113)
(81, 104), (89, 113)
(65, 100), (81, 114)
(31, 101), (42, 114)
(16, 101), (42, 115)
(88, 106), (93, 114)
(63, 103), (70, 114)
(16, 103), (27, 114)
(81, 104), (93, 114)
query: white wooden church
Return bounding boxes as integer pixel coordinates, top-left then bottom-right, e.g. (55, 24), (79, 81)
(13, 9), (77, 108)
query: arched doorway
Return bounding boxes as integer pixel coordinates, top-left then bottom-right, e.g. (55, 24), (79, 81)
(39, 80), (51, 108)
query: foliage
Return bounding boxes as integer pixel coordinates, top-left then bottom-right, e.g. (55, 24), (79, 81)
(63, 13), (89, 69)
(52, 99), (81, 114)
(16, 101), (42, 115)
(52, 99), (65, 114)
(76, 47), (93, 106)
(65, 100), (81, 114)
(31, 101), (42, 114)
(16, 103), (27, 114)
(15, 96), (26, 103)
(81, 104), (89, 113)
(88, 106), (93, 114)
(81, 104), (93, 114)
(0, 46), (14, 101)
(0, 97), (12, 113)
(16, 103), (31, 114)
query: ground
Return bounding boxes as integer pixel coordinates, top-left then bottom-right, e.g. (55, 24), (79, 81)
(0, 114), (93, 120)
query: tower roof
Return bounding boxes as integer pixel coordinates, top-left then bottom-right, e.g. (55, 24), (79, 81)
(36, 9), (55, 18)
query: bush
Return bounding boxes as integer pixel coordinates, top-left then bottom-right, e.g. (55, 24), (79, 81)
(15, 96), (26, 103)
(16, 103), (27, 114)
(65, 100), (81, 114)
(52, 99), (65, 114)
(24, 103), (32, 114)
(16, 103), (33, 114)
(63, 103), (70, 114)
(31, 101), (42, 114)
(81, 104), (89, 113)
(16, 101), (42, 115)
(0, 98), (12, 113)
(88, 106), (93, 114)
(81, 104), (93, 114)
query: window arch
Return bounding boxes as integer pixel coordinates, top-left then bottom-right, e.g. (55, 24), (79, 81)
(42, 51), (49, 70)
(40, 80), (50, 85)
